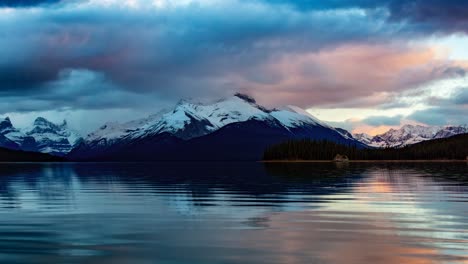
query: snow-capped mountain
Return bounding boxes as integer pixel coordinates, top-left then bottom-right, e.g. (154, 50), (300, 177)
(0, 117), (82, 156)
(26, 117), (82, 155)
(353, 133), (374, 146)
(0, 117), (37, 151)
(353, 124), (468, 148)
(70, 93), (363, 160)
(82, 94), (344, 146)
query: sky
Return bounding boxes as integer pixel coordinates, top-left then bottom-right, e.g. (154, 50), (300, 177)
(0, 0), (467, 135)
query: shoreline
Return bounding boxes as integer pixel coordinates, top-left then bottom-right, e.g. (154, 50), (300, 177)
(261, 160), (468, 163)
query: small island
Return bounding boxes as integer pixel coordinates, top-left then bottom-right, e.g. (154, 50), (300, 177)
(333, 154), (349, 162)
(263, 133), (468, 162)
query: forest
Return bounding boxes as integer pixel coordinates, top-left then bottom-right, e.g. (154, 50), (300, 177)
(263, 133), (468, 161)
(0, 147), (63, 162)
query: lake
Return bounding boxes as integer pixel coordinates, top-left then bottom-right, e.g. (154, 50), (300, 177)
(0, 162), (467, 263)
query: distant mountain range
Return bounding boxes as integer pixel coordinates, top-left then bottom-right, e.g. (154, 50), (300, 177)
(353, 124), (468, 148)
(68, 93), (363, 161)
(0, 117), (81, 156)
(1, 94), (466, 160)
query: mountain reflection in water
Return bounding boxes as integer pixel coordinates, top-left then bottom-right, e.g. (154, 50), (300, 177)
(0, 162), (466, 263)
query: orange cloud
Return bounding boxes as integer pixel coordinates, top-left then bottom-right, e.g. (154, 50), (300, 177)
(353, 125), (399, 136)
(242, 43), (467, 109)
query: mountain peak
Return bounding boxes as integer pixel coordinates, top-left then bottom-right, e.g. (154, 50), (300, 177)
(61, 119), (68, 128)
(34, 117), (53, 126)
(175, 99), (191, 106)
(0, 116), (82, 156)
(354, 124), (467, 148)
(0, 117), (14, 132)
(1, 116), (12, 125)
(234, 93), (257, 104)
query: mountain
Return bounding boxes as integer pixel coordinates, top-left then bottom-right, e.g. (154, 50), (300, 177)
(335, 127), (354, 139)
(0, 117), (82, 156)
(352, 133), (374, 146)
(0, 117), (36, 151)
(354, 124), (468, 148)
(0, 146), (63, 162)
(25, 117), (82, 155)
(69, 93), (364, 161)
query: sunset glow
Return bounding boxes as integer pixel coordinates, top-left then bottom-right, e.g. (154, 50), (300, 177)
(0, 0), (466, 134)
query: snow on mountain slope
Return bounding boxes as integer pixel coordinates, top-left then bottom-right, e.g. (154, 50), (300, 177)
(0, 116), (82, 155)
(334, 127), (354, 140)
(0, 117), (15, 134)
(86, 112), (165, 145)
(145, 94), (273, 138)
(280, 105), (330, 127)
(0, 117), (37, 151)
(69, 93), (370, 160)
(0, 117), (21, 150)
(434, 125), (468, 139)
(354, 124), (468, 148)
(25, 117), (82, 155)
(270, 106), (358, 141)
(84, 94), (276, 144)
(270, 106), (322, 128)
(353, 133), (373, 145)
(80, 93), (352, 147)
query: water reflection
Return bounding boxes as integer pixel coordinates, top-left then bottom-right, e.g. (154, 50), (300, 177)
(0, 162), (466, 263)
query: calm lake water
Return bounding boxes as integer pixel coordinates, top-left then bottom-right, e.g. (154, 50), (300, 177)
(0, 162), (467, 263)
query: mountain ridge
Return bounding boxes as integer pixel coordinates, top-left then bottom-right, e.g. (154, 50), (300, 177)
(69, 94), (365, 161)
(353, 124), (468, 148)
(0, 116), (82, 156)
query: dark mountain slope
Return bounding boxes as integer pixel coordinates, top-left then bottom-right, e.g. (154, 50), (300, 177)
(69, 119), (364, 161)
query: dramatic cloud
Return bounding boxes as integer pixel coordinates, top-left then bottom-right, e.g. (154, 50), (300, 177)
(386, 0), (468, 33)
(0, 0), (399, 114)
(409, 106), (466, 126)
(260, 0), (468, 34)
(0, 0), (467, 133)
(0, 0), (61, 7)
(406, 85), (468, 125)
(248, 44), (467, 107)
(453, 87), (468, 105)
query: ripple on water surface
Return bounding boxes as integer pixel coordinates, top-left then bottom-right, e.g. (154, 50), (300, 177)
(0, 162), (467, 263)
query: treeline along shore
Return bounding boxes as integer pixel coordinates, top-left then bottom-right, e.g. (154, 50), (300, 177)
(263, 133), (468, 161)
(0, 147), (64, 162)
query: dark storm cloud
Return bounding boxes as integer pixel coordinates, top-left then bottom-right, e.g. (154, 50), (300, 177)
(0, 0), (397, 112)
(386, 0), (468, 33)
(0, 0), (61, 7)
(259, 0), (468, 33)
(0, 68), (165, 113)
(454, 88), (468, 105)
(442, 66), (466, 78)
(0, 0), (466, 119)
(0, 66), (55, 93)
(408, 106), (466, 125)
(407, 87), (468, 125)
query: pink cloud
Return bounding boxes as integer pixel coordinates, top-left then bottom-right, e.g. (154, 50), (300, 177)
(237, 43), (467, 109)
